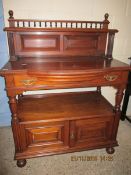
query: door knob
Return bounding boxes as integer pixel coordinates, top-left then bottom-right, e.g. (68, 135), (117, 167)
(70, 132), (75, 140)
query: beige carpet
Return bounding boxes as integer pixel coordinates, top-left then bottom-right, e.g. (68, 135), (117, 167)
(0, 121), (131, 175)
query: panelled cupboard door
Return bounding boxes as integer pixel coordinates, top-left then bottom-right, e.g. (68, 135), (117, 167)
(69, 116), (114, 148)
(17, 115), (115, 155)
(19, 121), (69, 152)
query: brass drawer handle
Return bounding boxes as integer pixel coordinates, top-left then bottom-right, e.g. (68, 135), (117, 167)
(21, 79), (37, 86)
(104, 75), (118, 81)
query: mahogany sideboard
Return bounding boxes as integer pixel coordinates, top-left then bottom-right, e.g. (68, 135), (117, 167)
(0, 11), (130, 167)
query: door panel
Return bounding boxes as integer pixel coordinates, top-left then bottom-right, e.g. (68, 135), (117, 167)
(19, 120), (69, 152)
(70, 116), (114, 148)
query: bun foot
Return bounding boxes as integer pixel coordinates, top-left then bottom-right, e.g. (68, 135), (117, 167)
(106, 147), (115, 154)
(17, 159), (27, 167)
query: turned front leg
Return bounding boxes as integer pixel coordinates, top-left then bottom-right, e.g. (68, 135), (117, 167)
(8, 96), (20, 151)
(113, 87), (124, 136)
(115, 87), (124, 113)
(106, 86), (125, 154)
(8, 96), (27, 167)
(9, 96), (18, 121)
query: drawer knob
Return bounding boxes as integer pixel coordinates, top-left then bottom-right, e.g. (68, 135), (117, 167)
(21, 79), (37, 86)
(104, 75), (118, 81)
(70, 132), (75, 140)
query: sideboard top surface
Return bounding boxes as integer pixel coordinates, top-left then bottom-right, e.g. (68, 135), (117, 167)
(0, 56), (130, 75)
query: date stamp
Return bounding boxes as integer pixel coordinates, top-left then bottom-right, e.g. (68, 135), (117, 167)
(71, 155), (114, 162)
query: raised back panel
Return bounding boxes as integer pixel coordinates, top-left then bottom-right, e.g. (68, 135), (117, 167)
(5, 11), (118, 60)
(11, 31), (107, 57)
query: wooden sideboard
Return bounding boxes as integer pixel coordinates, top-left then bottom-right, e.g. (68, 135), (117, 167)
(0, 10), (130, 167)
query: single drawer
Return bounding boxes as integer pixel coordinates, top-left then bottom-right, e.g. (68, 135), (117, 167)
(13, 71), (127, 88)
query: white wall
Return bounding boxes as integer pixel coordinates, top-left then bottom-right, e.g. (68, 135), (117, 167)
(2, 0), (131, 114)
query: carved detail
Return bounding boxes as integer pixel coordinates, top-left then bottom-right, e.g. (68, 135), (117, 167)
(8, 10), (15, 27)
(7, 10), (110, 29)
(115, 87), (124, 113)
(8, 97), (18, 121)
(103, 13), (109, 29)
(9, 10), (14, 19)
(106, 31), (115, 58)
(8, 96), (23, 152)
(97, 86), (101, 94)
(104, 13), (109, 21)
(7, 33), (16, 60)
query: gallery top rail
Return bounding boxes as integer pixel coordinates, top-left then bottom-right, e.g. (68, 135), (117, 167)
(7, 10), (110, 30)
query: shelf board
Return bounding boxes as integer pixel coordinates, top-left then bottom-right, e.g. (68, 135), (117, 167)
(18, 91), (114, 122)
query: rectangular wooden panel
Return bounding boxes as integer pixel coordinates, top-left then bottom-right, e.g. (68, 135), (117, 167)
(11, 31), (107, 57)
(22, 35), (57, 49)
(19, 121), (69, 152)
(70, 116), (114, 148)
(26, 127), (61, 143)
(64, 35), (98, 50)
(63, 33), (107, 56)
(13, 33), (60, 56)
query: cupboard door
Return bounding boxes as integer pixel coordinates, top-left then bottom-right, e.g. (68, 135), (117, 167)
(69, 116), (114, 148)
(19, 120), (69, 153)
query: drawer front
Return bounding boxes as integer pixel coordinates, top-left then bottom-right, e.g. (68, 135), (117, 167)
(13, 71), (127, 89)
(69, 116), (114, 148)
(19, 121), (69, 152)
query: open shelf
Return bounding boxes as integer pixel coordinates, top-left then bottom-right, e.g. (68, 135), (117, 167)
(18, 91), (114, 122)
